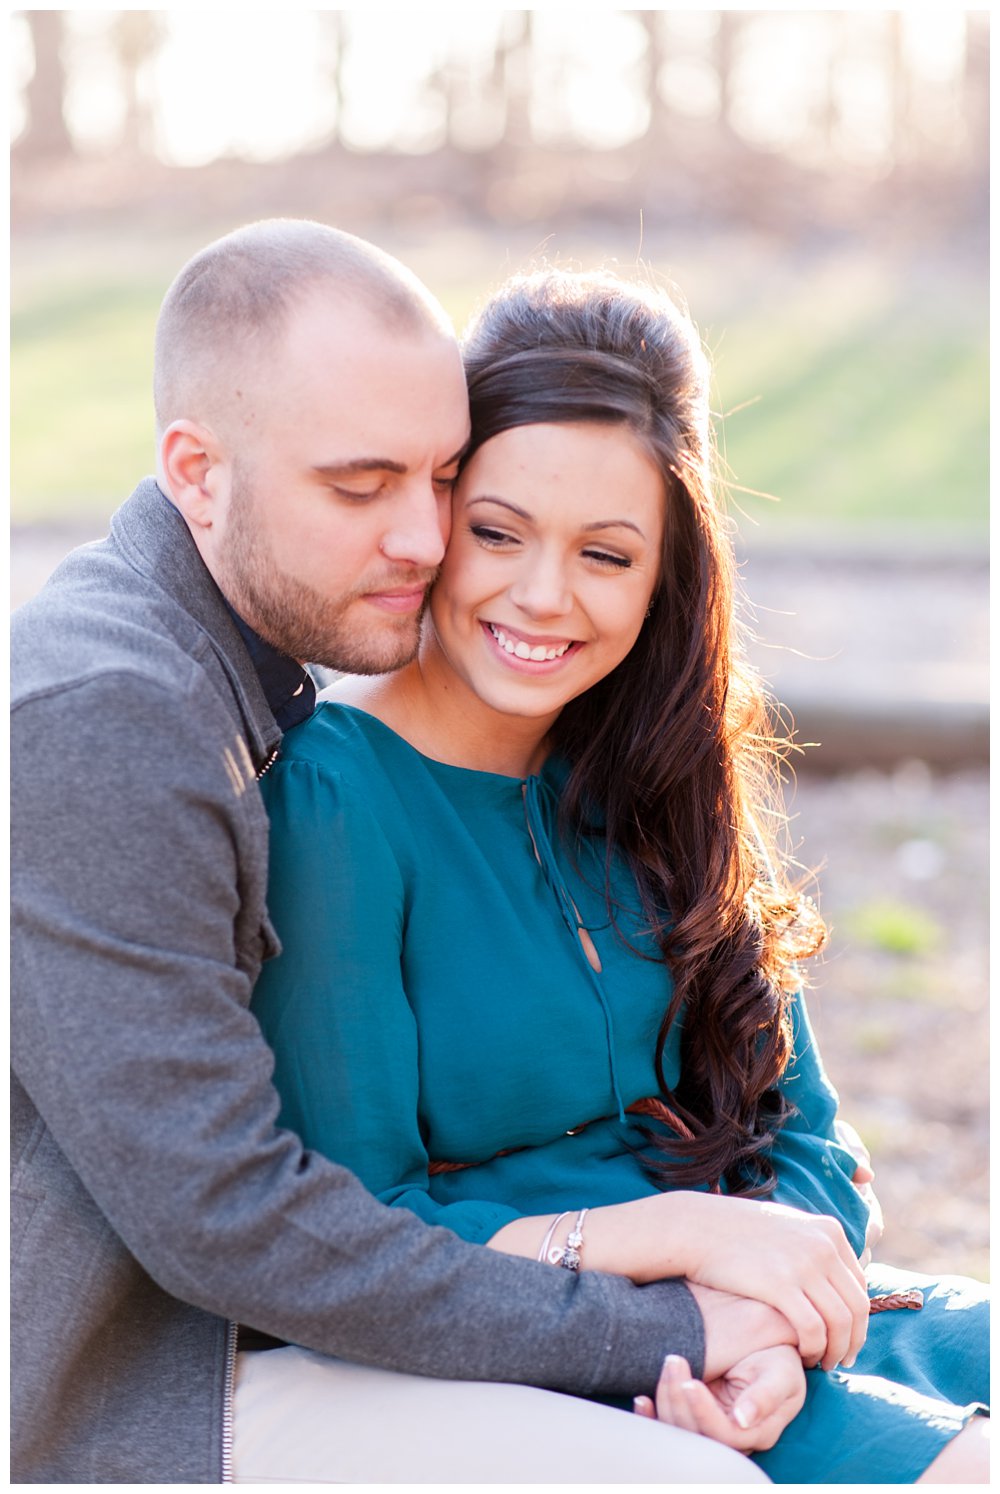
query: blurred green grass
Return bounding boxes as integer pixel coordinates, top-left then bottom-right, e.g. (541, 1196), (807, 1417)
(11, 235), (988, 537)
(13, 277), (161, 520)
(708, 298), (987, 535)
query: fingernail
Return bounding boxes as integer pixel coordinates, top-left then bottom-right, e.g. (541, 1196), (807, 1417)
(733, 1401), (756, 1430)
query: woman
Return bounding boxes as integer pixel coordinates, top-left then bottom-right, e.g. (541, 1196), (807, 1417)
(251, 268), (988, 1481)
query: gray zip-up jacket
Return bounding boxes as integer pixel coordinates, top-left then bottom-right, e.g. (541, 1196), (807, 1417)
(11, 479), (704, 1483)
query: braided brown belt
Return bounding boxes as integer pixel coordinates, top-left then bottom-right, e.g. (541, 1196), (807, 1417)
(427, 1096), (698, 1175)
(428, 1095), (922, 1315)
(868, 1290), (924, 1313)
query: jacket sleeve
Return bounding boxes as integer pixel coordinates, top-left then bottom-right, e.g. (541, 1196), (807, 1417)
(767, 985), (872, 1256)
(11, 670), (705, 1390)
(252, 754), (523, 1245)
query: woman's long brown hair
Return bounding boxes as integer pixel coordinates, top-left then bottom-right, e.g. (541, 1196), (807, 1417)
(462, 269), (826, 1196)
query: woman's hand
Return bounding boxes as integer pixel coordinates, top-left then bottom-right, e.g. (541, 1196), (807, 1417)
(490, 1189), (869, 1370)
(835, 1117), (884, 1267)
(634, 1346), (806, 1453)
(680, 1194), (869, 1371)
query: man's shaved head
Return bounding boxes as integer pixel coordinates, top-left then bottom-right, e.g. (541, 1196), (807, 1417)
(153, 218), (453, 439)
(154, 218), (469, 676)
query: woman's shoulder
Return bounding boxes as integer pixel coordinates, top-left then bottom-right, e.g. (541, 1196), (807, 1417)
(281, 696), (374, 746)
(271, 699), (416, 789)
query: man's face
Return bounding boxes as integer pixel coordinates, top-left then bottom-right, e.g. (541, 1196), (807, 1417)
(210, 292), (470, 673)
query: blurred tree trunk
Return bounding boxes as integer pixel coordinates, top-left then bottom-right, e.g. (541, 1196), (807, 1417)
(19, 11), (75, 159)
(636, 10), (668, 143)
(318, 11), (346, 146)
(715, 10), (739, 139)
(429, 48), (457, 148)
(114, 12), (163, 157)
(961, 11), (989, 173)
(815, 12), (844, 154)
(886, 11), (911, 171)
(495, 10), (533, 148)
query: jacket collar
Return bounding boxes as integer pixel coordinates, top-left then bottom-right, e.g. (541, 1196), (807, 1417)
(111, 477), (282, 770)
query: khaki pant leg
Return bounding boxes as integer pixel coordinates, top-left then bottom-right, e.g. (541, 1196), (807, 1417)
(232, 1346), (770, 1483)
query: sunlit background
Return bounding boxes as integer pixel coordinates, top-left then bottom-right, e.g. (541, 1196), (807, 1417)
(9, 9), (988, 1281)
(9, 10), (973, 166)
(10, 8), (988, 533)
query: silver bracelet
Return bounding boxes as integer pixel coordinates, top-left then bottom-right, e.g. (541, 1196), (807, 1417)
(554, 1207), (589, 1271)
(537, 1212), (571, 1263)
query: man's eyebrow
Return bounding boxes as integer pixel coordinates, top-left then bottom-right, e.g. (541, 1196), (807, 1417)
(312, 444), (468, 479)
(312, 459), (407, 477)
(468, 495), (645, 539)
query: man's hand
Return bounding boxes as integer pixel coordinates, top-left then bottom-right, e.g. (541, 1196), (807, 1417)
(677, 1193), (869, 1370)
(687, 1282), (798, 1381)
(835, 1118), (884, 1267)
(634, 1347), (806, 1453)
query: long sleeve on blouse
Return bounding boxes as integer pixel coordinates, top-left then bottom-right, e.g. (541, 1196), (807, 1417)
(767, 985), (872, 1256)
(252, 756), (523, 1245)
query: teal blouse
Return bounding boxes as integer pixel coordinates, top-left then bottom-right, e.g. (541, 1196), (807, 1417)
(252, 704), (991, 1485)
(251, 702), (869, 1253)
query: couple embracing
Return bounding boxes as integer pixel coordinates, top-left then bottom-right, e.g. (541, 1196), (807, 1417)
(12, 220), (988, 1484)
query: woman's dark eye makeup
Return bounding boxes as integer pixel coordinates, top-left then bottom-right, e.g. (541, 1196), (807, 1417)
(583, 548), (632, 569)
(469, 523), (633, 570)
(469, 523), (513, 545)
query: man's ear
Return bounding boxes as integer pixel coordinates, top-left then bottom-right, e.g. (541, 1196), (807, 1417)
(159, 420), (228, 532)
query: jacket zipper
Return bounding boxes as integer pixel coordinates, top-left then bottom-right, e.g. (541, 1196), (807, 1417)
(221, 1319), (239, 1482)
(256, 746), (280, 781)
(218, 741), (277, 1480)
(221, 743), (278, 1475)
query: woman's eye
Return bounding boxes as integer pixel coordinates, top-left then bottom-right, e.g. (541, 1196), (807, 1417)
(583, 549), (632, 570)
(470, 524), (516, 547)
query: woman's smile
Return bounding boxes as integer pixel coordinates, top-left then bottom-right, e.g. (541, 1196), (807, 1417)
(423, 420), (665, 729)
(482, 620), (580, 666)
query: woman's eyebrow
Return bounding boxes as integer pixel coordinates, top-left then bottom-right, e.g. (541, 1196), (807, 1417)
(466, 495), (533, 520)
(467, 495), (646, 540)
(582, 518), (646, 538)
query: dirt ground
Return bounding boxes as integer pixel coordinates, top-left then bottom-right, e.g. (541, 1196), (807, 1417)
(786, 763), (989, 1282)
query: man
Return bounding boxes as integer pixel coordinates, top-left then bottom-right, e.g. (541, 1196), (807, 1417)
(12, 219), (791, 1482)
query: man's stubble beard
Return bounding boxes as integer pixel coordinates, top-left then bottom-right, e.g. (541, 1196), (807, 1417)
(218, 469), (434, 675)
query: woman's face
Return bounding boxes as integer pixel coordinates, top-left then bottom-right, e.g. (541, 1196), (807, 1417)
(425, 421), (665, 724)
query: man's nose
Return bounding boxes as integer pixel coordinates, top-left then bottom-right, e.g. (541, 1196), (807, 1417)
(380, 483), (449, 569)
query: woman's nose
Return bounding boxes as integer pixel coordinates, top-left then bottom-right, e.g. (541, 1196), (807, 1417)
(508, 559), (573, 619)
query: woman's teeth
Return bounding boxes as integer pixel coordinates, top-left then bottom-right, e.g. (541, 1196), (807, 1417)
(488, 624), (571, 661)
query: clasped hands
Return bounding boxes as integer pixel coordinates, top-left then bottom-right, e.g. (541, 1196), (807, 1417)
(635, 1137), (882, 1453)
(634, 1342), (805, 1454)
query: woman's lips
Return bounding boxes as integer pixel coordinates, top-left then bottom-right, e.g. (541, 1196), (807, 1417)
(482, 620), (580, 666)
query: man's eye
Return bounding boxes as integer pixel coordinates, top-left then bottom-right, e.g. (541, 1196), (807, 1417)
(433, 475), (459, 494)
(333, 485), (382, 502)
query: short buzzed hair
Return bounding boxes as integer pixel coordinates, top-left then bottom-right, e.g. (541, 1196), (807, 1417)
(153, 218), (452, 436)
